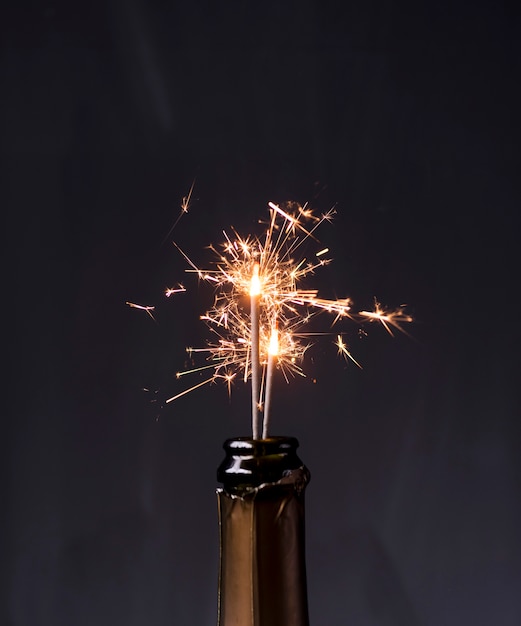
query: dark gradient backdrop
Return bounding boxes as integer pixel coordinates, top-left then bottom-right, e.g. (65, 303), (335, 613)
(3, 2), (520, 625)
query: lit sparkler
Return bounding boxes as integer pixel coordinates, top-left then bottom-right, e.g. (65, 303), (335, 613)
(166, 201), (412, 438)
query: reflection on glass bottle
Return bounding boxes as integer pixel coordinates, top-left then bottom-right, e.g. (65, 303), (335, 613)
(217, 437), (310, 626)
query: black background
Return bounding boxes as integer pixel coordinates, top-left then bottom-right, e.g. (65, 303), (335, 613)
(3, 2), (520, 625)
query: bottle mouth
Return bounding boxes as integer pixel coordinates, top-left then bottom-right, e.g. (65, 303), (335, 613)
(222, 436), (299, 457)
(217, 436), (306, 493)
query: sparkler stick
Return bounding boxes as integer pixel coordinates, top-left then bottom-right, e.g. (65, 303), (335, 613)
(250, 263), (261, 439)
(262, 325), (279, 439)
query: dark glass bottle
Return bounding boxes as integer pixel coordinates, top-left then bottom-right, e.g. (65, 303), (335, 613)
(216, 436), (310, 626)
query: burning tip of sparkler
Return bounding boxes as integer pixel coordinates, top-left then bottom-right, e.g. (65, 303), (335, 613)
(268, 327), (279, 357)
(249, 263), (261, 297)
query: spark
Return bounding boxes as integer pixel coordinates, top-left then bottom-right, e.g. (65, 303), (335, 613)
(359, 300), (413, 336)
(181, 178), (196, 214)
(167, 201), (412, 409)
(126, 301), (156, 321)
(165, 376), (213, 403)
(161, 179), (196, 246)
(336, 334), (363, 369)
(165, 284), (186, 297)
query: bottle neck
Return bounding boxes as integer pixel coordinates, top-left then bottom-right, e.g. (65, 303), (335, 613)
(217, 437), (310, 626)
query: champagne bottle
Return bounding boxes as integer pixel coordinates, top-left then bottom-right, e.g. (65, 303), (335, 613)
(216, 436), (310, 626)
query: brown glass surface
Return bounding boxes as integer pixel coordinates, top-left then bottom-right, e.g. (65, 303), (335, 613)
(217, 437), (310, 626)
